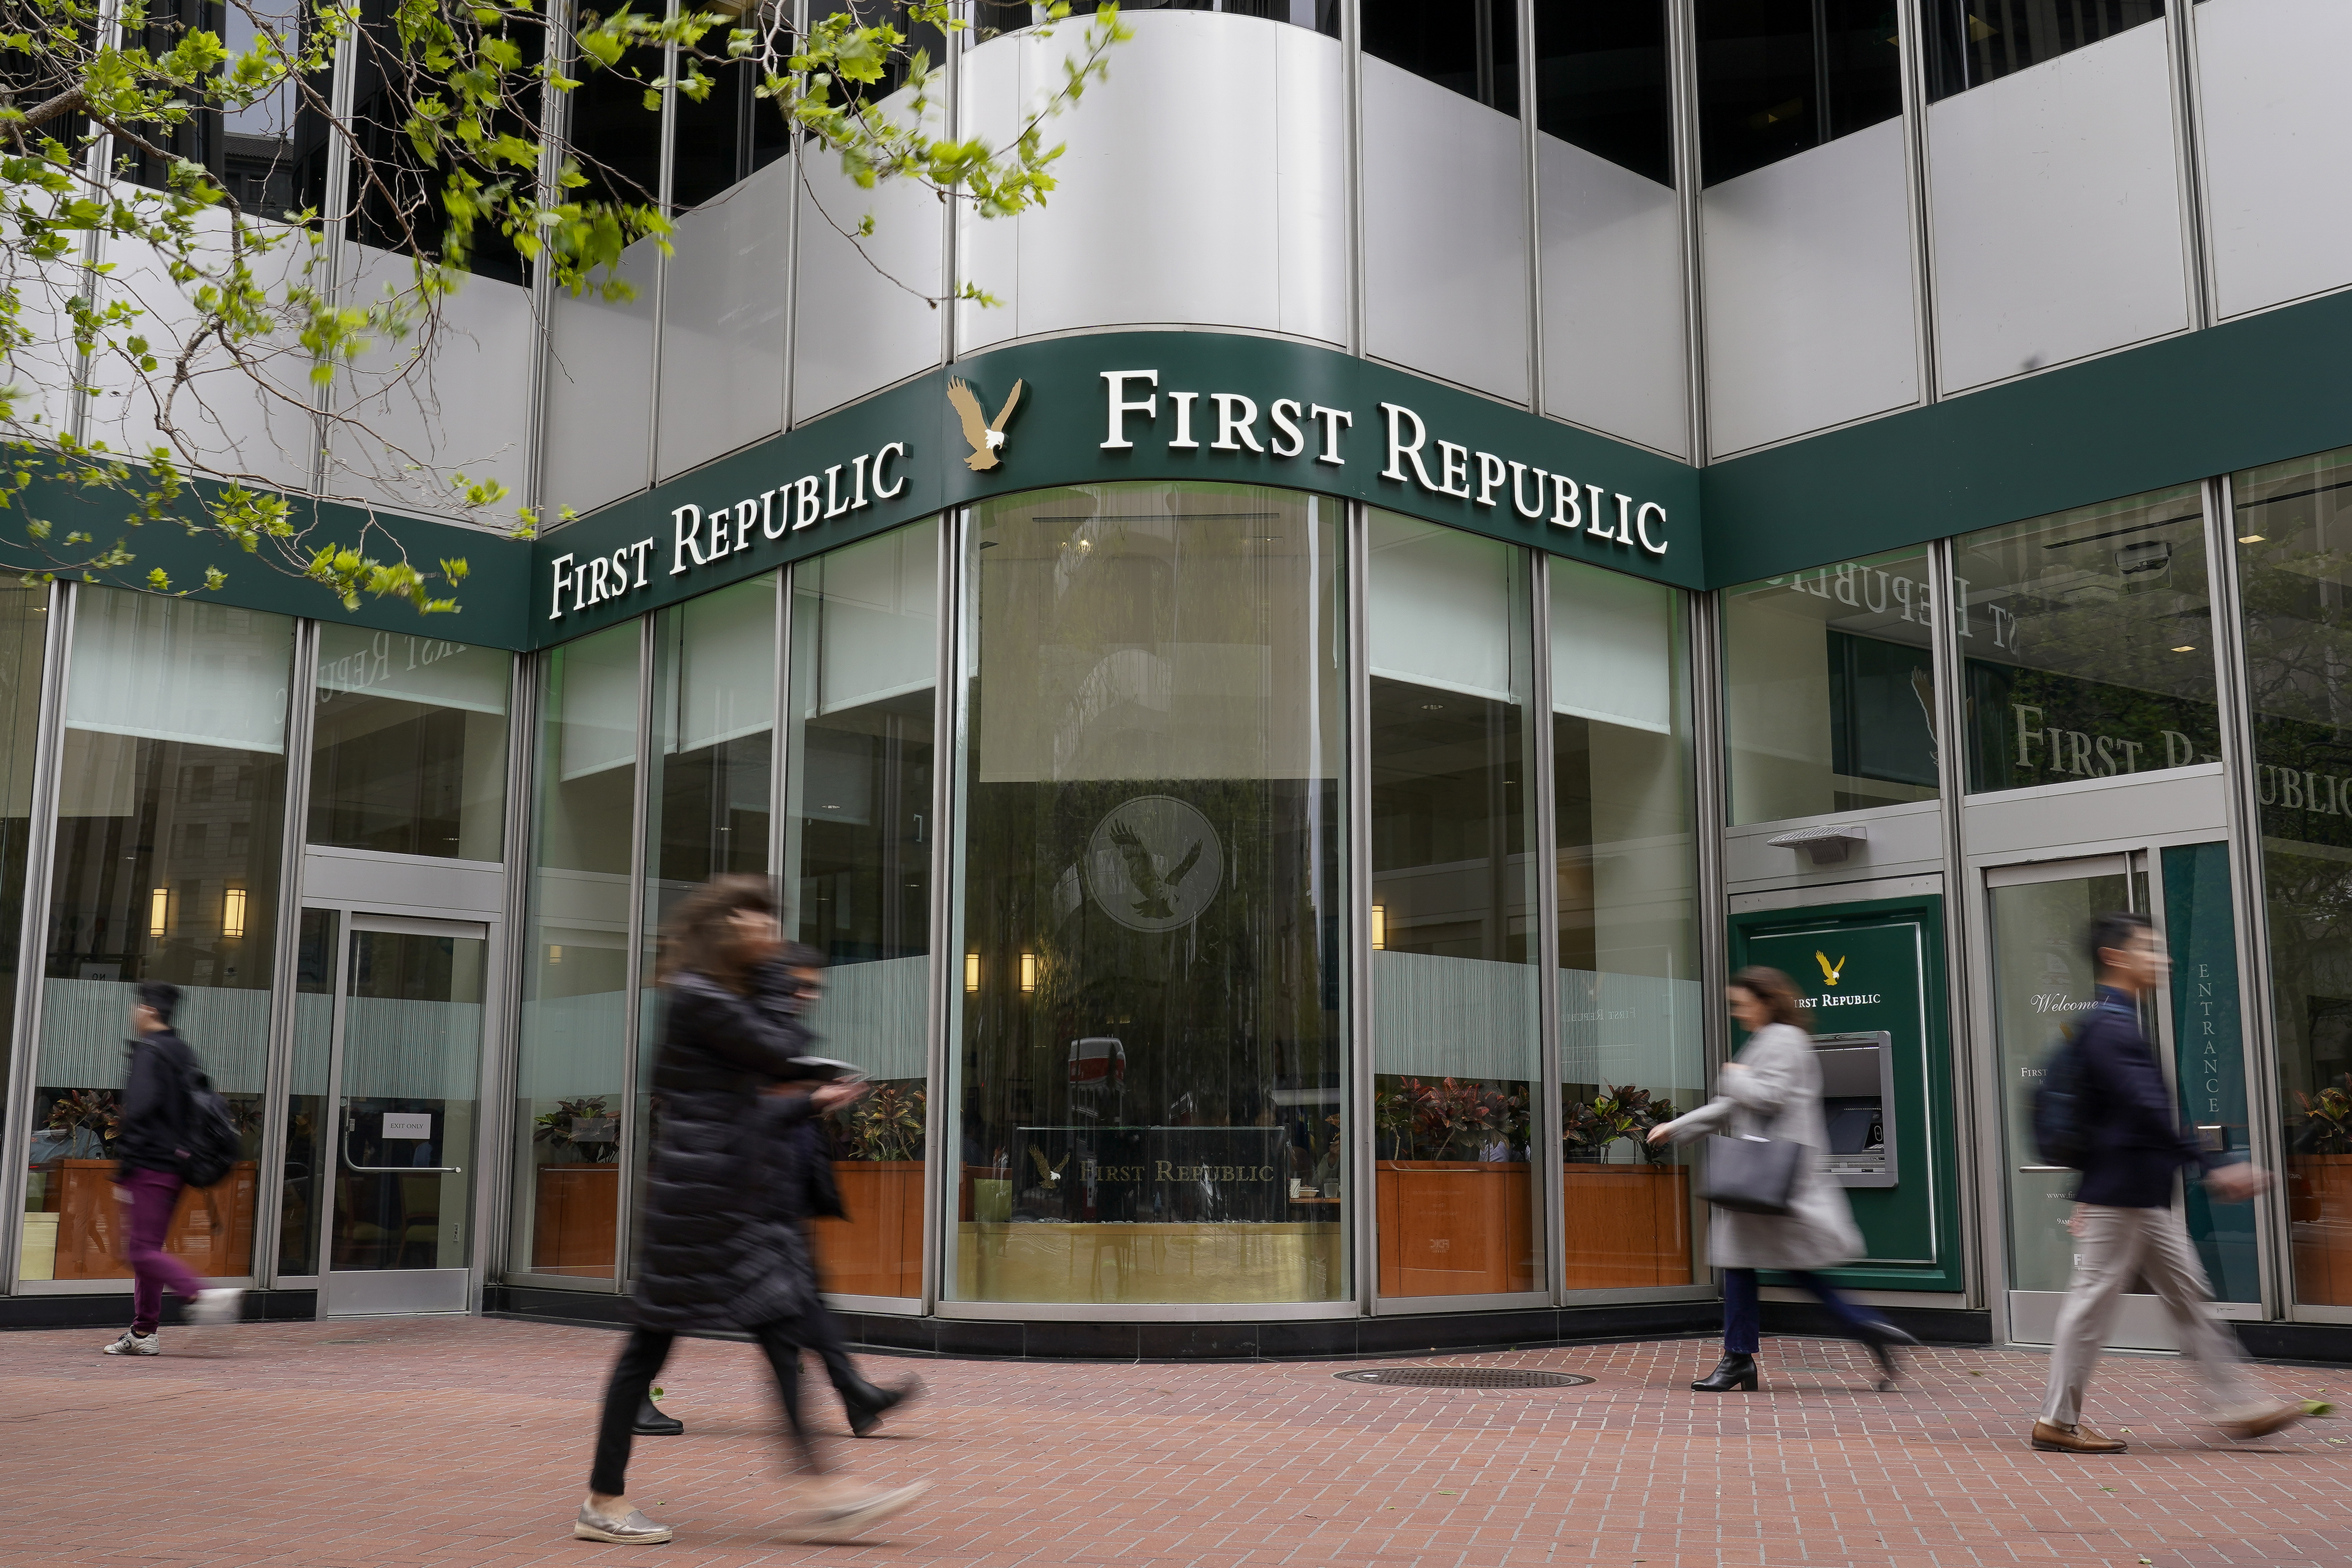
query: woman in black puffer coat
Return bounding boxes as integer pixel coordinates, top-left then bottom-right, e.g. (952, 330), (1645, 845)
(574, 876), (927, 1548)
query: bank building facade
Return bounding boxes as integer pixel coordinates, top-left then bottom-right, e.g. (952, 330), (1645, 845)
(10, 0), (2352, 1361)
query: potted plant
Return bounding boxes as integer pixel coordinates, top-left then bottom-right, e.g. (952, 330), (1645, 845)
(2289, 1078), (2352, 1305)
(813, 1083), (926, 1299)
(531, 1096), (620, 1275)
(1374, 1075), (1535, 1297)
(1562, 1084), (1692, 1290)
(44, 1089), (259, 1281)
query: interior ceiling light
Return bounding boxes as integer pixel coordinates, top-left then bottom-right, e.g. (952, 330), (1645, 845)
(2172, 644), (2197, 652)
(2239, 535), (2266, 544)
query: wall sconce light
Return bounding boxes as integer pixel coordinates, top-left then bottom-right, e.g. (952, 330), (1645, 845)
(220, 887), (247, 940)
(964, 952), (981, 992)
(148, 887), (169, 939)
(1020, 952), (1037, 993)
(1370, 904), (1386, 951)
(548, 944), (563, 965)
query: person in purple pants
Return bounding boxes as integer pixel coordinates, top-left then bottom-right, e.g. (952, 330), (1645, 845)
(101, 982), (241, 1356)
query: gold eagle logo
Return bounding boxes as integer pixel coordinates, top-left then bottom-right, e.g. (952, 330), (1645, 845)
(947, 377), (1023, 471)
(1815, 951), (1848, 987)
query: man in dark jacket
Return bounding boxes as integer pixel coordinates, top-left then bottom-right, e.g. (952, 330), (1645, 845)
(2031, 912), (2306, 1453)
(103, 982), (240, 1355)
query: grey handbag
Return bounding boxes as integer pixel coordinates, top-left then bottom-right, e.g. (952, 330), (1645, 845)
(1698, 1133), (1806, 1216)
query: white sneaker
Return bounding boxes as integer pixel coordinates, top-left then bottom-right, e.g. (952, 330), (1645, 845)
(185, 1288), (244, 1326)
(101, 1330), (159, 1356)
(792, 1482), (930, 1543)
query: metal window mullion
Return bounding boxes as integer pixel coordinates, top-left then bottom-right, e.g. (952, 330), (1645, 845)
(314, 905), (356, 1309)
(1341, 0), (1364, 359)
(1516, 0), (1539, 413)
(1925, 536), (1982, 1310)
(2166, 0), (2215, 333)
(2200, 471), (2288, 1319)
(644, 3), (681, 488)
(770, 567), (792, 884)
(528, 1), (581, 517)
(1666, 0), (1707, 463)
(922, 509), (964, 1315)
(939, 0), (961, 372)
(613, 615), (656, 1295)
(0, 581), (76, 1295)
(251, 620), (319, 1292)
(1527, 554), (1565, 1302)
(782, 0), (808, 428)
(1345, 500), (1374, 1311)
(1894, 0), (1938, 407)
(311, 25), (364, 498)
(479, 650), (538, 1299)
(1685, 584), (1728, 1285)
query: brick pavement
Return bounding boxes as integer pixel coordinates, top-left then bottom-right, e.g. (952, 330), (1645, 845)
(5, 1315), (2347, 1568)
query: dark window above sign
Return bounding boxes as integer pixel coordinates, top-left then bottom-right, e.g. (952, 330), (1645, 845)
(1696, 0), (1903, 186)
(1362, 0), (1521, 117)
(1924, 0), (2165, 101)
(1536, 0), (1674, 186)
(977, 0), (1339, 42)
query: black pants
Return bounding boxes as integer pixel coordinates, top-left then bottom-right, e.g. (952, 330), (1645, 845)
(1721, 1267), (1883, 1355)
(589, 1318), (823, 1497)
(804, 1299), (868, 1401)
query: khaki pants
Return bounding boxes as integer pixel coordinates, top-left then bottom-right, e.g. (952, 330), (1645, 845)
(2040, 1202), (2260, 1427)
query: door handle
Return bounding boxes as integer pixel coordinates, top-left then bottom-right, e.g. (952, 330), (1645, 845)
(341, 1116), (460, 1174)
(2015, 1165), (2071, 1173)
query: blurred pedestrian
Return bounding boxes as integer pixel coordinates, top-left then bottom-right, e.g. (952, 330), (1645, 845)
(102, 981), (242, 1356)
(2029, 911), (2308, 1453)
(574, 877), (926, 1546)
(1649, 965), (1917, 1392)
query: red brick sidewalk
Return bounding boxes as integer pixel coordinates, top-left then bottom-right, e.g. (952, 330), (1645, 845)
(6, 1316), (2346, 1567)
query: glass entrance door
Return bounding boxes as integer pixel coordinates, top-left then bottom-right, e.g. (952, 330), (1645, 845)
(320, 917), (488, 1314)
(1985, 856), (2188, 1348)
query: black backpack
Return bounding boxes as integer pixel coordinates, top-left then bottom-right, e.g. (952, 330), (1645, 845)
(177, 1056), (241, 1189)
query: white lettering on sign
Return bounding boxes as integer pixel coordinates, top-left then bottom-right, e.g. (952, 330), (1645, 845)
(1098, 370), (1666, 556)
(382, 1112), (431, 1140)
(548, 439), (912, 621)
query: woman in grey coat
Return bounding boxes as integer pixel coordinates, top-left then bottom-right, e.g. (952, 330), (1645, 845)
(1649, 966), (1917, 1392)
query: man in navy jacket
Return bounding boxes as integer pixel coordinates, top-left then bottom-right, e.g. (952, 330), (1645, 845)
(2031, 912), (2305, 1453)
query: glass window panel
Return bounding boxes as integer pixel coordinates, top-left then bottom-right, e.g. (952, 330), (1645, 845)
(0, 585), (50, 1279)
(1551, 560), (1703, 1289)
(1925, 0), (2165, 101)
(789, 521), (936, 1300)
(1536, 0), (1672, 185)
(510, 622), (638, 1283)
(308, 626), (510, 860)
(1957, 486), (2218, 793)
(276, 908), (338, 1276)
(2231, 445), (2352, 1307)
(1697, 0), (1904, 185)
(1367, 512), (1539, 1300)
(23, 588), (289, 1284)
(1362, 0), (1521, 116)
(1722, 547), (1939, 825)
(976, 0), (1337, 43)
(950, 483), (1346, 1305)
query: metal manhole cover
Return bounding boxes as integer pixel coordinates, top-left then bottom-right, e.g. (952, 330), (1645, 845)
(1334, 1367), (1594, 1389)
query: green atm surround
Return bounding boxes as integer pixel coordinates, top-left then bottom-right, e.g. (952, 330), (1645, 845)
(1728, 893), (1962, 1294)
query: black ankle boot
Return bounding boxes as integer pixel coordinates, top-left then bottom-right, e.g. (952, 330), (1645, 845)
(841, 1374), (923, 1438)
(1859, 1320), (1919, 1389)
(633, 1396), (684, 1436)
(1691, 1352), (1758, 1393)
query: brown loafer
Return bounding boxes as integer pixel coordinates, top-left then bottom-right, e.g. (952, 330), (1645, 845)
(2030, 1419), (2127, 1453)
(2214, 1402), (2309, 1442)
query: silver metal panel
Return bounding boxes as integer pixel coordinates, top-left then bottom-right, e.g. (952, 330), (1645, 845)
(327, 1267), (470, 1316)
(1728, 874), (1942, 914)
(1725, 799), (1946, 894)
(2194, 0), (2352, 319)
(1700, 120), (1919, 457)
(1360, 56), (1529, 402)
(656, 158), (793, 481)
(792, 85), (945, 423)
(328, 248), (537, 519)
(1962, 767), (2229, 860)
(540, 235), (658, 514)
(954, 15), (1345, 353)
(1926, 20), (2189, 395)
(302, 848), (506, 916)
(1536, 134), (1686, 457)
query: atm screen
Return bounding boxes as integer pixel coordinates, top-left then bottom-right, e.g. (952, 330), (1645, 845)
(1814, 1034), (1895, 1184)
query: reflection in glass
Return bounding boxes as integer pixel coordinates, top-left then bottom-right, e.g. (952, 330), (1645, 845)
(278, 908), (339, 1276)
(950, 483), (1345, 1305)
(332, 929), (484, 1271)
(1957, 487), (2218, 793)
(1536, 0), (1671, 183)
(0, 585), (50, 1279)
(2232, 446), (2352, 1306)
(22, 589), (287, 1283)
(1362, 0), (1520, 115)
(1696, 0), (1904, 185)
(789, 524), (935, 1300)
(1366, 514), (1539, 1299)
(1550, 559), (1703, 1289)
(1723, 548), (1938, 825)
(308, 625), (510, 859)
(510, 622), (638, 1282)
(1925, 0), (2164, 101)
(1988, 870), (2129, 1296)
